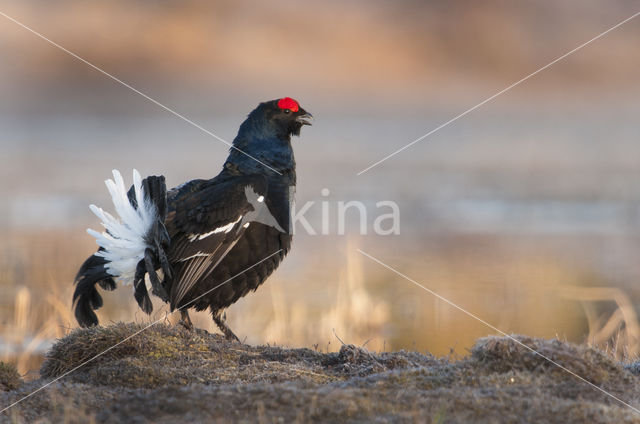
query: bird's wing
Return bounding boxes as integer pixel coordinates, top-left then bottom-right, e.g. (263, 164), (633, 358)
(164, 174), (268, 309)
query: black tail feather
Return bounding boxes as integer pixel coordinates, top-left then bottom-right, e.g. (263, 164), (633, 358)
(74, 174), (171, 327)
(133, 259), (153, 315)
(130, 175), (172, 299)
(73, 253), (115, 327)
(128, 174), (172, 284)
(127, 175), (168, 221)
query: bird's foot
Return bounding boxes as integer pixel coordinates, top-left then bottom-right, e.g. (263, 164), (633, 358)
(213, 312), (240, 342)
(178, 309), (194, 331)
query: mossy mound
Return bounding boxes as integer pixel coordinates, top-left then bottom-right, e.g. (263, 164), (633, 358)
(39, 322), (437, 390)
(41, 323), (186, 378)
(2, 324), (640, 423)
(471, 335), (628, 385)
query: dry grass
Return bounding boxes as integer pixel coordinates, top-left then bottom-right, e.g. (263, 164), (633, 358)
(0, 232), (89, 377)
(262, 240), (390, 351)
(561, 286), (640, 360)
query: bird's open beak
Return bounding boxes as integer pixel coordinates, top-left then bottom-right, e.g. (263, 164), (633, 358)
(296, 111), (314, 126)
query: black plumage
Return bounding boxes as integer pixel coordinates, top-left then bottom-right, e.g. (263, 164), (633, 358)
(73, 98), (312, 340)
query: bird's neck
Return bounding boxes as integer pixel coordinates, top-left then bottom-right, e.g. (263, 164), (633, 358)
(222, 148), (296, 186)
(222, 125), (296, 184)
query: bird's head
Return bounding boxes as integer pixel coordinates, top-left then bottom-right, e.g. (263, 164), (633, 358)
(226, 97), (312, 176)
(254, 97), (313, 138)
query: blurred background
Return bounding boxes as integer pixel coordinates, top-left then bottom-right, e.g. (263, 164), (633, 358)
(1, 0), (639, 377)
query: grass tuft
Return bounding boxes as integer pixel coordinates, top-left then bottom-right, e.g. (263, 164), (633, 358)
(0, 362), (22, 391)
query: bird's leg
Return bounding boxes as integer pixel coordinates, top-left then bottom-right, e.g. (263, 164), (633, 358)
(212, 310), (240, 342)
(178, 309), (193, 331)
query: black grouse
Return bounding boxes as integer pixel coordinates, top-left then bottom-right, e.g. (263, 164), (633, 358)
(73, 97), (312, 340)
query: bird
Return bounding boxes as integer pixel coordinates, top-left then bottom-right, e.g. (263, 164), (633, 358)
(72, 97), (313, 340)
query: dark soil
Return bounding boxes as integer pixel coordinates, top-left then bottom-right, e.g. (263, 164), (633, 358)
(2, 323), (640, 423)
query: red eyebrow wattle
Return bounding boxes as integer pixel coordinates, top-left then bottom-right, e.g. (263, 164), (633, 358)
(277, 97), (299, 112)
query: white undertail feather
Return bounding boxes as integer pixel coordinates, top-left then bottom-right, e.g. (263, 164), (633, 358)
(87, 169), (157, 285)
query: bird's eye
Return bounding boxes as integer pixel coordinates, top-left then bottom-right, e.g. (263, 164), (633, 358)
(283, 109), (291, 114)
